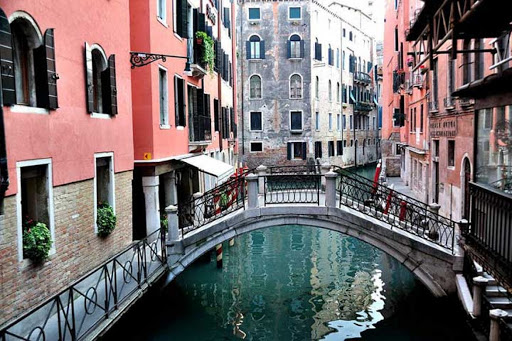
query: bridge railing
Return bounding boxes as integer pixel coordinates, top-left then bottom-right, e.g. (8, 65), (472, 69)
(264, 173), (321, 205)
(178, 172), (247, 235)
(333, 166), (456, 251)
(0, 228), (166, 341)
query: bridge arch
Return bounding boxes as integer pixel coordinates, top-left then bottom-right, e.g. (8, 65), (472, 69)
(168, 206), (457, 297)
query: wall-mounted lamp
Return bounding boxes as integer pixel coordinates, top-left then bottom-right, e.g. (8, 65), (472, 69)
(130, 52), (190, 72)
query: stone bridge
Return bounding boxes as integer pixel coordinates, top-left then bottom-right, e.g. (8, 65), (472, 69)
(165, 166), (464, 297)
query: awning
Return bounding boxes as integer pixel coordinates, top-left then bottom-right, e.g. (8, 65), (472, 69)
(373, 96), (378, 106)
(180, 154), (234, 179)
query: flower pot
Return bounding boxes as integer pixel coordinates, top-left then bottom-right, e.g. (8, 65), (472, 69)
(196, 38), (203, 45)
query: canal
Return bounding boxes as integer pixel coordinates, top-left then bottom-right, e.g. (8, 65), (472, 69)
(105, 165), (475, 340)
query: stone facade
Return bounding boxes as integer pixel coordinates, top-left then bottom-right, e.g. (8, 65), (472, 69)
(0, 171), (133, 325)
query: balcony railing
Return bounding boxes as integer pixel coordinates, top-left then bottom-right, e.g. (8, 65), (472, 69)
(354, 101), (373, 112)
(354, 71), (372, 84)
(189, 115), (212, 143)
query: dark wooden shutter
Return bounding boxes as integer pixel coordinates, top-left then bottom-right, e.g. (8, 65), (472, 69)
(177, 0), (188, 38)
(302, 142), (307, 160)
(213, 99), (219, 131)
(84, 42), (94, 113)
(260, 41), (265, 59)
(287, 143), (291, 160)
(300, 40), (305, 58)
(318, 44), (322, 61)
(287, 40), (291, 58)
(0, 8), (15, 105)
(230, 107), (234, 132)
(43, 29), (58, 109)
(246, 41), (251, 59)
(34, 29), (59, 109)
(104, 55), (117, 115)
(197, 12), (206, 33)
(174, 77), (180, 125)
(223, 8), (229, 28)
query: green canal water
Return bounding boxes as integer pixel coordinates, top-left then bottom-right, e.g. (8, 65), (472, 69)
(106, 165), (475, 341)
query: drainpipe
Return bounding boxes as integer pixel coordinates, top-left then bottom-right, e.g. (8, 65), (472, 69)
(239, 0), (245, 157)
(0, 81), (8, 210)
(339, 20), (343, 164)
(217, 0), (223, 153)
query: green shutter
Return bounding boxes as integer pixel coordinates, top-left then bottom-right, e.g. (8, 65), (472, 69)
(84, 42), (94, 113)
(0, 8), (15, 105)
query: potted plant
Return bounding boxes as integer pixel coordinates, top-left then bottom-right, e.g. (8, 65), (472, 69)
(420, 65), (428, 74)
(97, 202), (117, 237)
(195, 31), (215, 75)
(23, 217), (52, 263)
(160, 213), (168, 232)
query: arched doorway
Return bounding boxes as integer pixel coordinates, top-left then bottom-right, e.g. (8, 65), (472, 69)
(463, 158), (471, 219)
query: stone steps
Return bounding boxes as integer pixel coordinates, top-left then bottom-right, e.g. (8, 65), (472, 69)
(486, 285), (509, 297)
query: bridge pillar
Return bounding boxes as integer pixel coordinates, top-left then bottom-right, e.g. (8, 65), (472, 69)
(256, 165), (267, 194)
(247, 173), (259, 208)
(142, 176), (160, 236)
(165, 205), (182, 265)
(325, 171), (337, 207)
(321, 163), (331, 190)
(472, 276), (489, 317)
(427, 203), (441, 240)
(489, 309), (508, 341)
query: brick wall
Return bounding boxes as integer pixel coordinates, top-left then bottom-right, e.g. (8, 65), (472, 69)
(0, 171), (133, 325)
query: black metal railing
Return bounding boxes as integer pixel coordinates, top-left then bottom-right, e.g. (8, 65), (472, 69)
(268, 164), (321, 175)
(0, 228), (166, 341)
(264, 173), (321, 205)
(190, 114), (212, 143)
(354, 71), (372, 84)
(178, 173), (247, 235)
(354, 101), (374, 112)
(466, 182), (512, 292)
(334, 167), (456, 251)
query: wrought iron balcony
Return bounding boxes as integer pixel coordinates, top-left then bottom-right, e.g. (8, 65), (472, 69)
(189, 114), (212, 145)
(354, 101), (373, 113)
(354, 71), (372, 85)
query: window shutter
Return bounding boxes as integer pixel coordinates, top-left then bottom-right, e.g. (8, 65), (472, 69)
(216, 43), (221, 70)
(302, 142), (307, 160)
(318, 44), (322, 60)
(174, 77), (180, 125)
(106, 55), (117, 115)
(246, 41), (251, 59)
(287, 40), (291, 58)
(287, 143), (291, 160)
(198, 12), (206, 33)
(177, 0), (189, 38)
(300, 40), (305, 58)
(0, 9), (15, 105)
(223, 8), (229, 28)
(43, 29), (58, 109)
(230, 107), (234, 133)
(84, 42), (94, 113)
(260, 41), (265, 59)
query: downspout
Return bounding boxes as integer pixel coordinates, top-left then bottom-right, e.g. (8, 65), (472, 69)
(218, 0), (223, 152)
(231, 0), (238, 164)
(0, 81), (8, 210)
(339, 19), (343, 163)
(239, 0), (245, 157)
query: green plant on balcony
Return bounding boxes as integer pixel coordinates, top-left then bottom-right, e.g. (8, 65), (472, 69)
(160, 213), (168, 232)
(97, 202), (117, 237)
(195, 31), (214, 75)
(23, 217), (52, 263)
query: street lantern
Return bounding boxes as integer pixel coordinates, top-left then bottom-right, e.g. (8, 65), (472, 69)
(129, 52), (190, 71)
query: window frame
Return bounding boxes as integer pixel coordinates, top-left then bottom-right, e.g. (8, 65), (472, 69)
(157, 0), (167, 25)
(250, 111), (263, 131)
(289, 73), (303, 99)
(288, 6), (302, 20)
(447, 140), (455, 168)
(248, 34), (263, 60)
(248, 7), (261, 21)
(288, 34), (302, 59)
(174, 74), (186, 127)
(158, 65), (170, 128)
(94, 152), (116, 234)
(249, 74), (262, 99)
(289, 110), (303, 132)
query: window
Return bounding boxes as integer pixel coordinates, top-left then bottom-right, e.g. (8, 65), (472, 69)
(85, 43), (117, 115)
(447, 54), (455, 99)
(336, 141), (343, 155)
(328, 80), (332, 101)
(337, 114), (341, 131)
(315, 112), (319, 130)
(483, 108), (493, 129)
(290, 74), (302, 99)
(433, 140), (439, 157)
(328, 113), (332, 131)
(448, 140), (455, 167)
(343, 115), (346, 130)
(249, 75), (262, 99)
(159, 67), (168, 127)
(432, 58), (439, 108)
(288, 34), (303, 59)
(250, 142), (263, 152)
(474, 39), (484, 80)
(420, 104), (424, 133)
(336, 82), (340, 102)
(248, 8), (261, 20)
(328, 141), (334, 157)
(250, 112), (262, 131)
(214, 98), (219, 132)
(349, 31), (353, 41)
(174, 76), (186, 126)
(349, 115), (353, 129)
(174, 0), (189, 38)
(287, 142), (306, 160)
(94, 153), (115, 234)
(289, 7), (301, 20)
(314, 38), (322, 61)
(395, 144), (401, 155)
(462, 39), (472, 84)
(157, 0), (166, 21)
(290, 111), (302, 131)
(7, 14), (59, 109)
(314, 141), (322, 159)
(343, 29), (346, 37)
(17, 159), (55, 261)
(315, 76), (319, 99)
(328, 45), (333, 66)
(247, 35), (264, 59)
(394, 27), (398, 51)
(336, 49), (340, 68)
(342, 51), (346, 70)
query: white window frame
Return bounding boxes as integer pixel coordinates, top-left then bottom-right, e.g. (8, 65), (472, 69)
(249, 111), (263, 131)
(289, 141), (306, 160)
(16, 158), (55, 262)
(248, 7), (261, 21)
(158, 65), (170, 128)
(288, 6), (302, 20)
(289, 110), (303, 132)
(89, 44), (111, 119)
(250, 141), (263, 153)
(289, 73), (303, 99)
(157, 0), (167, 26)
(94, 152), (116, 234)
(248, 34), (263, 60)
(249, 74), (262, 99)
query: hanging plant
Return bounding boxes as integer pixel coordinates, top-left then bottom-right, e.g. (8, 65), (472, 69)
(23, 219), (52, 263)
(97, 202), (117, 237)
(195, 31), (215, 75)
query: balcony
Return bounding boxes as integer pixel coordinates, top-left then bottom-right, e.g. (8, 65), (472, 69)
(187, 39), (207, 79)
(354, 71), (371, 85)
(189, 115), (212, 149)
(354, 101), (373, 113)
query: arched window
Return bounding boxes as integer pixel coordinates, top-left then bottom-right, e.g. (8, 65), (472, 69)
(249, 75), (262, 99)
(315, 76), (319, 99)
(289, 74), (302, 99)
(328, 80), (332, 101)
(336, 82), (340, 102)
(288, 34), (302, 59)
(248, 35), (264, 59)
(8, 12), (58, 109)
(85, 43), (117, 115)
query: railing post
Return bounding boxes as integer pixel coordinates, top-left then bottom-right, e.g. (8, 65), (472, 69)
(193, 192), (203, 227)
(459, 219), (470, 236)
(321, 163), (331, 190)
(472, 276), (489, 317)
(166, 205), (183, 265)
(325, 171), (337, 208)
(142, 176), (160, 236)
(256, 165), (267, 194)
(427, 203), (441, 240)
(247, 173), (259, 209)
(489, 309), (508, 341)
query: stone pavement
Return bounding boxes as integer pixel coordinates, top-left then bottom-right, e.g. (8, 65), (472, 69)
(385, 176), (423, 203)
